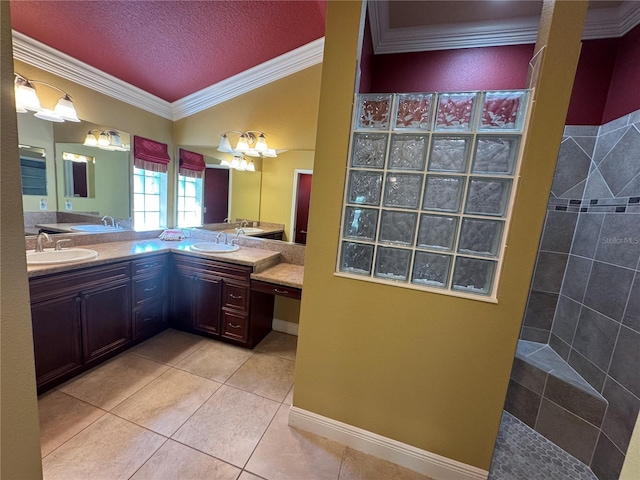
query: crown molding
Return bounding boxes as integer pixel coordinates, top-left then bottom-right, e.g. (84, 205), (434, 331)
(12, 31), (324, 122)
(171, 37), (325, 121)
(369, 0), (640, 54)
(12, 30), (173, 120)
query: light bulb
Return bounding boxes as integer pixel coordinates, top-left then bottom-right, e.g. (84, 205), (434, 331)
(217, 134), (234, 153)
(255, 133), (268, 152)
(235, 134), (249, 152)
(246, 161), (256, 172)
(15, 79), (41, 112)
(84, 131), (98, 146)
(54, 95), (80, 122)
(98, 132), (111, 146)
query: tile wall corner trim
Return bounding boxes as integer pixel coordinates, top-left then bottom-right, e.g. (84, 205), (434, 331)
(288, 406), (490, 480)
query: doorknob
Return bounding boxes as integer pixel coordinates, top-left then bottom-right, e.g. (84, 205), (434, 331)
(300, 230), (307, 234)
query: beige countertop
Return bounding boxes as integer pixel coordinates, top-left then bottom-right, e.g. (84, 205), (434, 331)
(26, 238), (281, 278)
(251, 263), (304, 289)
(198, 224), (284, 237)
(35, 223), (118, 233)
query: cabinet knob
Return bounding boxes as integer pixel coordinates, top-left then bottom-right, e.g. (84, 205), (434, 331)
(75, 295), (82, 303)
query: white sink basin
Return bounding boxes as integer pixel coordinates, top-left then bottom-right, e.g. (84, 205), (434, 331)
(190, 243), (240, 253)
(237, 227), (264, 234)
(71, 224), (117, 233)
(26, 248), (99, 265)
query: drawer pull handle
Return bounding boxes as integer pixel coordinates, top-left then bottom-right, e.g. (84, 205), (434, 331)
(141, 263), (159, 269)
(143, 286), (157, 292)
(229, 323), (242, 329)
(142, 315), (158, 323)
(274, 288), (289, 294)
(229, 294), (243, 299)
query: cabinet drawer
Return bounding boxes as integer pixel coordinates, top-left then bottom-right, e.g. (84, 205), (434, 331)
(221, 310), (248, 342)
(30, 262), (130, 303)
(133, 275), (166, 306)
(132, 255), (167, 277)
(251, 280), (302, 300)
(133, 300), (166, 340)
(173, 254), (251, 281)
(223, 282), (249, 311)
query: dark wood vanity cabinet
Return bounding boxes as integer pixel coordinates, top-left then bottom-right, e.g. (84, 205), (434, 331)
(29, 262), (132, 392)
(170, 254), (273, 347)
(131, 255), (168, 340)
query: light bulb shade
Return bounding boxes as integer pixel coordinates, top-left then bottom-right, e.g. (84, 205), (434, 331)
(217, 134), (234, 153)
(240, 159), (248, 169)
(15, 82), (41, 112)
(235, 134), (250, 152)
(84, 131), (98, 146)
(108, 131), (123, 149)
(262, 148), (278, 158)
(230, 156), (241, 168)
(34, 108), (64, 122)
(255, 134), (268, 152)
(244, 149), (260, 157)
(246, 161), (256, 172)
(220, 159), (230, 167)
(98, 132), (111, 146)
(54, 95), (80, 122)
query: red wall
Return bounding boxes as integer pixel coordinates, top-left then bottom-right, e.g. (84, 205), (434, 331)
(602, 25), (640, 123)
(566, 38), (619, 125)
(364, 27), (638, 125)
(368, 44), (534, 94)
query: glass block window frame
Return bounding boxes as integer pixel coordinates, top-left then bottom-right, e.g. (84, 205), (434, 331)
(176, 174), (203, 228)
(336, 90), (532, 301)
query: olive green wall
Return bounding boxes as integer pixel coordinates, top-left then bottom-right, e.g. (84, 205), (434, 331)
(18, 113), (56, 211)
(260, 150), (314, 241)
(293, 0), (588, 470)
(1, 2), (44, 476)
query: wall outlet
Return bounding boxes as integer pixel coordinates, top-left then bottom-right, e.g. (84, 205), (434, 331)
(65, 200), (73, 211)
(39, 199), (47, 210)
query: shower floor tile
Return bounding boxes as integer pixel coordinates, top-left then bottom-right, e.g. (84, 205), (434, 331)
(489, 411), (597, 480)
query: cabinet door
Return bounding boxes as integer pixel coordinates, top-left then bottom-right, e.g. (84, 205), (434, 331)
(194, 275), (222, 335)
(31, 294), (83, 388)
(171, 270), (196, 331)
(81, 281), (131, 363)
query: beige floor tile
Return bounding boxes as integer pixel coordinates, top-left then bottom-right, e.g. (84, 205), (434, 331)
(59, 353), (169, 410)
(38, 391), (106, 457)
(130, 328), (207, 366)
(175, 340), (251, 383)
(42, 413), (165, 480)
(226, 353), (295, 402)
(238, 472), (267, 480)
(255, 331), (298, 361)
(112, 368), (221, 436)
(338, 447), (433, 480)
(172, 385), (279, 468)
(245, 404), (345, 480)
(130, 439), (240, 480)
(284, 384), (294, 406)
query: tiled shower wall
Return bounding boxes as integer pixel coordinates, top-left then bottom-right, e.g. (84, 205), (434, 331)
(519, 110), (640, 480)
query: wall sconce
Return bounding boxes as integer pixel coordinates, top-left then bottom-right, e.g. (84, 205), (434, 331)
(220, 154), (256, 172)
(83, 129), (129, 152)
(217, 130), (278, 158)
(14, 73), (80, 122)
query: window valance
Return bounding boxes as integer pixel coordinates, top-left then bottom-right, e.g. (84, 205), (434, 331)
(179, 148), (206, 178)
(133, 135), (171, 173)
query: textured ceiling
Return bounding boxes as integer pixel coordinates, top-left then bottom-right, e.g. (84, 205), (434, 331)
(9, 0), (327, 102)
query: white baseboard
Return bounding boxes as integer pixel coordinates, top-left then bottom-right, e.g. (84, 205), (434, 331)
(288, 406), (489, 480)
(272, 318), (299, 336)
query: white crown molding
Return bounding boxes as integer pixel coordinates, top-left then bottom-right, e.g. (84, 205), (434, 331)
(12, 30), (173, 120)
(171, 37), (325, 121)
(12, 31), (324, 122)
(369, 0), (640, 54)
(289, 406), (489, 480)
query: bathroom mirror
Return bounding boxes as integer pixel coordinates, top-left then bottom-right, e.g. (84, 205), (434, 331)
(19, 144), (47, 196)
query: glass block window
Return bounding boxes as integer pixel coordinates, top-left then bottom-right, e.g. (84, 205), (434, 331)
(337, 90), (531, 300)
(176, 174), (203, 228)
(133, 167), (167, 230)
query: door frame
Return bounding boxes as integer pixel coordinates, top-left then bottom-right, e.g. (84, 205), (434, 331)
(290, 169), (313, 242)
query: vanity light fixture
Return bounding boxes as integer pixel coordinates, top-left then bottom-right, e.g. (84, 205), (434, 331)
(217, 130), (278, 158)
(14, 73), (80, 122)
(83, 129), (129, 152)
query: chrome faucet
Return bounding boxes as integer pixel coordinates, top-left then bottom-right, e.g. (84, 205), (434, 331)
(240, 220), (249, 228)
(223, 217), (230, 223)
(101, 215), (115, 228)
(35, 232), (51, 252)
(236, 228), (245, 237)
(215, 232), (228, 245)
